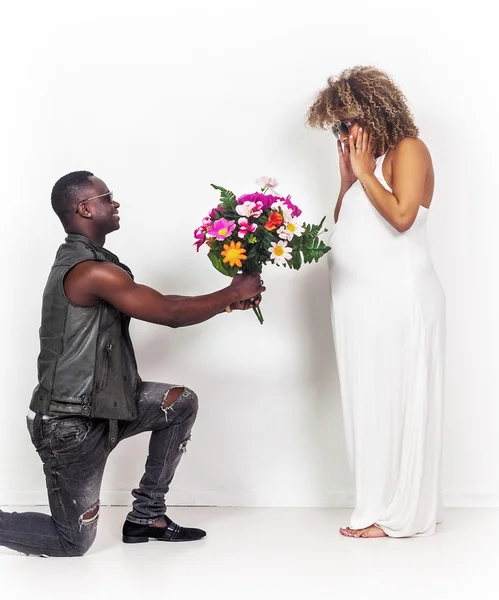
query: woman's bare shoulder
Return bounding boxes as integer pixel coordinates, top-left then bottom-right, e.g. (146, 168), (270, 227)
(393, 137), (431, 162)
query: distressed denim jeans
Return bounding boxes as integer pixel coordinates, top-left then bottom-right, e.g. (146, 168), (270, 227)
(0, 381), (198, 557)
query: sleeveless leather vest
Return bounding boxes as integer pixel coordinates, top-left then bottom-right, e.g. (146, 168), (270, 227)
(30, 234), (139, 427)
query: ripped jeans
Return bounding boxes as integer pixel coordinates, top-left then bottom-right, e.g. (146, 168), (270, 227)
(0, 381), (198, 557)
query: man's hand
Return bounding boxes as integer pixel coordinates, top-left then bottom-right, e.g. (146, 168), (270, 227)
(228, 273), (266, 302)
(230, 294), (262, 311)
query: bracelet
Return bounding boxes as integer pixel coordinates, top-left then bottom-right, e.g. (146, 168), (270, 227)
(225, 305), (233, 313)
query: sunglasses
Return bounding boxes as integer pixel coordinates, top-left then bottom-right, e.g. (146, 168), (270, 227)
(331, 120), (355, 139)
(75, 190), (114, 214)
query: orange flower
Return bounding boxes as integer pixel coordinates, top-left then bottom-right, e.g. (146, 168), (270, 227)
(264, 211), (284, 231)
(221, 240), (247, 268)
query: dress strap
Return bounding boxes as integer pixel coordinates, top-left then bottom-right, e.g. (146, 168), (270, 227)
(374, 153), (391, 191)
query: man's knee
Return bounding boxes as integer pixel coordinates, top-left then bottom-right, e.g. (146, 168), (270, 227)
(162, 386), (199, 414)
(65, 535), (96, 557)
(64, 504), (99, 557)
(162, 386), (184, 409)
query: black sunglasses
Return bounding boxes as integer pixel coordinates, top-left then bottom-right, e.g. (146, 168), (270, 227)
(331, 120), (355, 139)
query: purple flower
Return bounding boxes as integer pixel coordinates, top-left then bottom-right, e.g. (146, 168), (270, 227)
(237, 192), (282, 211)
(209, 206), (222, 219)
(282, 195), (302, 218)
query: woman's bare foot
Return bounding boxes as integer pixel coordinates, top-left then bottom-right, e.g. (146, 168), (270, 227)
(339, 525), (388, 538)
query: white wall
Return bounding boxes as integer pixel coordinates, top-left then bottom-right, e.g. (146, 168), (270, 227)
(1, 0), (497, 508)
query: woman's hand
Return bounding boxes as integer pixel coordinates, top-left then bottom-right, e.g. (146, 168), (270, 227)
(349, 128), (376, 180)
(337, 140), (357, 185)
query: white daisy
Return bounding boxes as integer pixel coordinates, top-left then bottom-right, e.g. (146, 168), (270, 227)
(278, 218), (304, 240)
(277, 226), (290, 240)
(269, 240), (292, 266)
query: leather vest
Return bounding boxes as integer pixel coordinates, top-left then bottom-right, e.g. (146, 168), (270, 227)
(30, 234), (139, 428)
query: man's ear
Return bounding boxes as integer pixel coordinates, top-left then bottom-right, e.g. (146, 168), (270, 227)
(75, 202), (92, 218)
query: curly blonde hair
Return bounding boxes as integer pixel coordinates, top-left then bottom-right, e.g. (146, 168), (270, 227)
(307, 66), (419, 157)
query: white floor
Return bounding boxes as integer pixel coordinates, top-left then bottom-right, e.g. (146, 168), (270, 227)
(0, 507), (497, 600)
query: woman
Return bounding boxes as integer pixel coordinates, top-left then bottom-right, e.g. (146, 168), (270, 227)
(308, 66), (445, 538)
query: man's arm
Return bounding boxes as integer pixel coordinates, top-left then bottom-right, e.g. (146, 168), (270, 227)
(64, 261), (265, 328)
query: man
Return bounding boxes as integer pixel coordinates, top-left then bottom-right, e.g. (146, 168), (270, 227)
(0, 171), (264, 557)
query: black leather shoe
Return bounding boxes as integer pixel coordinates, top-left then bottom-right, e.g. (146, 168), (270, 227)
(122, 516), (206, 543)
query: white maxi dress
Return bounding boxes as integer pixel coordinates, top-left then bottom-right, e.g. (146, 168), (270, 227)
(329, 154), (446, 537)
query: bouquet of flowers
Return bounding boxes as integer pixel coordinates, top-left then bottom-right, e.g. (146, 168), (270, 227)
(194, 177), (331, 324)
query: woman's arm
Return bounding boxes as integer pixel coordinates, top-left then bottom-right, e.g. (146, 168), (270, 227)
(350, 130), (430, 232)
(335, 139), (357, 223)
(334, 181), (354, 223)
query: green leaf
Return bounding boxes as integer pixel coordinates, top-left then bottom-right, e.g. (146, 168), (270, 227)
(210, 184), (237, 212)
(290, 235), (302, 251)
(302, 240), (331, 264)
(313, 216), (327, 237)
(290, 248), (302, 270)
(208, 239), (224, 253)
(246, 244), (259, 260)
(258, 229), (276, 249)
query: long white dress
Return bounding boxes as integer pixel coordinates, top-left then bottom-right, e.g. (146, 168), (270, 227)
(329, 154), (446, 537)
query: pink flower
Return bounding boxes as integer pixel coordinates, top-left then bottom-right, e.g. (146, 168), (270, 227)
(193, 226), (206, 252)
(193, 216), (214, 251)
(237, 217), (257, 238)
(236, 200), (264, 218)
(207, 218), (236, 241)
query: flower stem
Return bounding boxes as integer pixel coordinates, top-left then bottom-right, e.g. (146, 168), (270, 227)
(252, 305), (264, 325)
